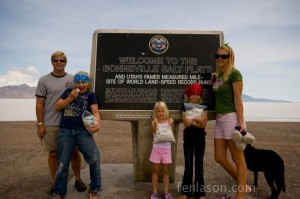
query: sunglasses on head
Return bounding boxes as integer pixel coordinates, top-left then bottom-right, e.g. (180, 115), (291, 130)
(52, 59), (66, 63)
(215, 54), (230, 59)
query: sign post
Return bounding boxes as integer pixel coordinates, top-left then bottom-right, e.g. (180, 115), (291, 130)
(90, 29), (223, 182)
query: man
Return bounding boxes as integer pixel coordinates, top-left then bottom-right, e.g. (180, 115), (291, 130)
(35, 51), (87, 195)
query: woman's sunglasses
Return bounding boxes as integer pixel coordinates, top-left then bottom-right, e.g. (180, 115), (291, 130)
(215, 54), (230, 59)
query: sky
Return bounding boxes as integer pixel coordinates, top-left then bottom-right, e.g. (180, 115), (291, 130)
(0, 0), (299, 102)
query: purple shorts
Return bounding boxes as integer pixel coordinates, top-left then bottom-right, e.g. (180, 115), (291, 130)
(149, 147), (172, 164)
(215, 112), (238, 140)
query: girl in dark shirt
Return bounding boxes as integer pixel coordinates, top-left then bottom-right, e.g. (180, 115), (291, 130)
(52, 71), (101, 199)
(179, 83), (208, 199)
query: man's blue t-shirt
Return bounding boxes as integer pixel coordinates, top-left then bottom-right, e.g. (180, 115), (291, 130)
(59, 88), (98, 128)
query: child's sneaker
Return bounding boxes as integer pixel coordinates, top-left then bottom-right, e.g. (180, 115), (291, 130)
(242, 132), (255, 144)
(162, 193), (172, 199)
(151, 193), (158, 199)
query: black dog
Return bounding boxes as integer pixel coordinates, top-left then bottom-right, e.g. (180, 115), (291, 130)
(244, 144), (286, 199)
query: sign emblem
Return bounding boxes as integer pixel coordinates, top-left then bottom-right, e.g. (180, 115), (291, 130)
(149, 35), (169, 54)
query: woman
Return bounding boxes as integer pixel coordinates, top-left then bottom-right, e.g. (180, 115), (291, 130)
(212, 44), (249, 199)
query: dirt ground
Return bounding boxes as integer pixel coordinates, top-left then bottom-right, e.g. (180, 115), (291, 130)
(0, 121), (299, 199)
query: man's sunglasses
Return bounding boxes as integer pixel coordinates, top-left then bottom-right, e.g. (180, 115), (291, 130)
(52, 59), (66, 63)
(215, 54), (230, 59)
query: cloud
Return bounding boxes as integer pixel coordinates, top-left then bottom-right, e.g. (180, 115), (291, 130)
(0, 0), (299, 101)
(25, 66), (39, 74)
(0, 66), (39, 87)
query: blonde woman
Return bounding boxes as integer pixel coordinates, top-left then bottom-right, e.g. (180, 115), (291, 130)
(211, 44), (251, 199)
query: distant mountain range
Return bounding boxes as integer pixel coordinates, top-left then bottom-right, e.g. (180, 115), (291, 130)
(241, 94), (289, 102)
(0, 84), (36, 99)
(0, 84), (290, 102)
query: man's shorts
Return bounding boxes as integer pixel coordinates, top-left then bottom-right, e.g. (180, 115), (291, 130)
(149, 147), (172, 164)
(215, 112), (238, 140)
(43, 126), (79, 152)
(42, 126), (59, 151)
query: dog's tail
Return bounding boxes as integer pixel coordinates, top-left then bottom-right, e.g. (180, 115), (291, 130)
(276, 160), (286, 193)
